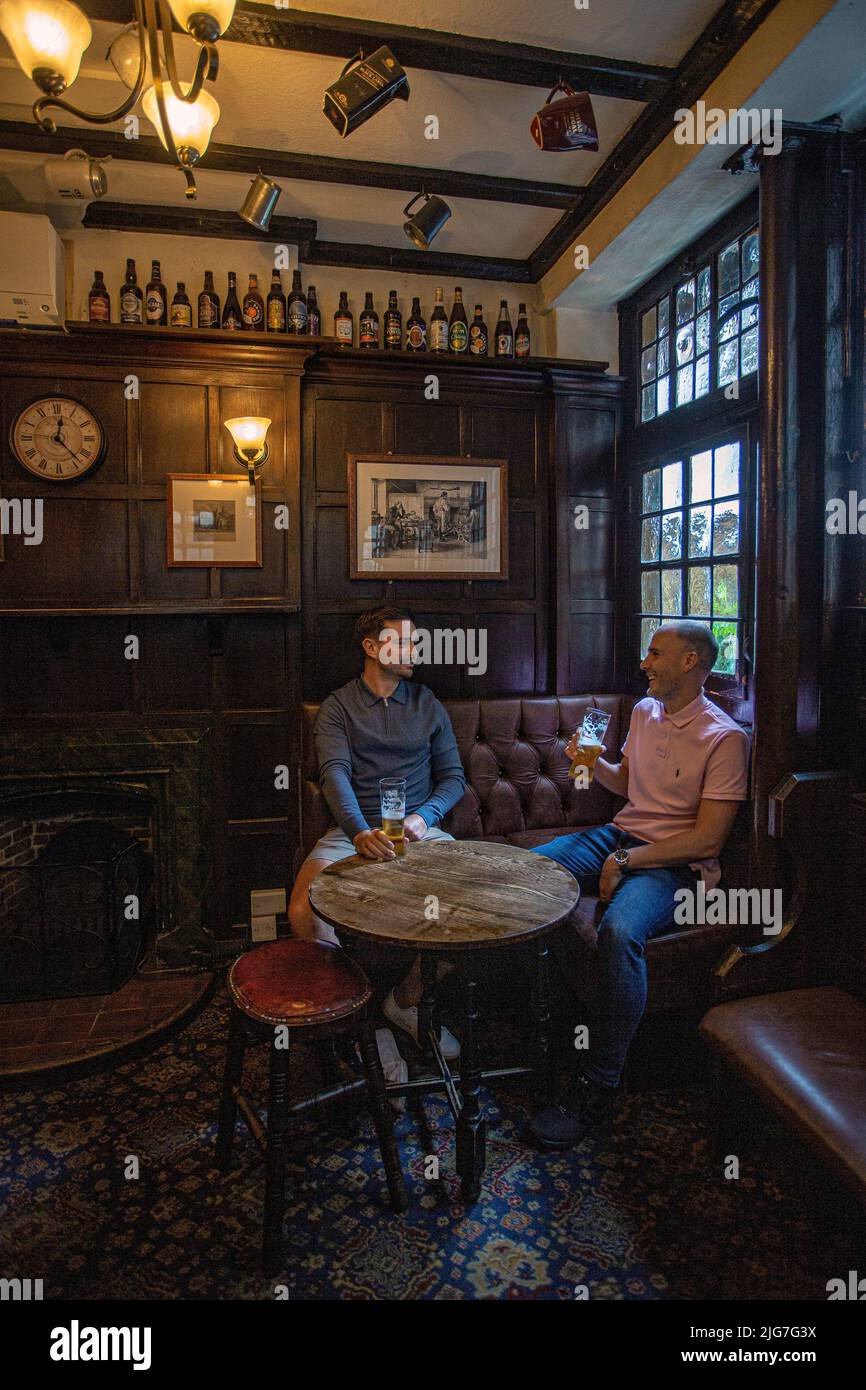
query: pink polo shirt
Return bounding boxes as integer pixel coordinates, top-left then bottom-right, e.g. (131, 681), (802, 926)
(613, 693), (750, 888)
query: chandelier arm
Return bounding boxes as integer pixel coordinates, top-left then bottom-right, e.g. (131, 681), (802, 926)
(158, 0), (219, 104)
(143, 0), (193, 195)
(32, 0), (148, 135)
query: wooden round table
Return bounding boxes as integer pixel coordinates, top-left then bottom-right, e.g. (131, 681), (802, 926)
(309, 840), (579, 1202)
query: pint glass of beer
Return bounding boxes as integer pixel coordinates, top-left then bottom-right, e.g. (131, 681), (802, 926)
(379, 777), (407, 856)
(569, 709), (611, 784)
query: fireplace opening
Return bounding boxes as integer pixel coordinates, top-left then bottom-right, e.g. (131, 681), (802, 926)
(0, 785), (157, 1002)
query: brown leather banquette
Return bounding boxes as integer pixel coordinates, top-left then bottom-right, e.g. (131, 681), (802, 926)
(297, 694), (751, 1015)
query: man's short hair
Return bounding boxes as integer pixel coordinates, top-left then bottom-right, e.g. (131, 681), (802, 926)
(661, 620), (719, 672)
(354, 605), (416, 656)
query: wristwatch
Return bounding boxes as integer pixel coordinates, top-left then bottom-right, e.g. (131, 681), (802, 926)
(613, 845), (631, 871)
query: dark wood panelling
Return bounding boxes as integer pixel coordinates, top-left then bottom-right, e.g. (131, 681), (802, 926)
(225, 722), (293, 820)
(141, 383), (208, 482)
(473, 508), (537, 602)
(217, 384), (287, 480)
(1, 375), (128, 487)
(469, 403), (538, 498)
(220, 504), (288, 598)
(225, 831), (292, 926)
(314, 397), (384, 493)
(223, 615), (290, 709)
(316, 507), (383, 603)
(140, 501), (210, 600)
(3, 500), (129, 603)
(140, 616), (213, 710)
(564, 406), (617, 496)
(394, 402), (461, 456)
(569, 611), (617, 691)
(0, 616), (135, 713)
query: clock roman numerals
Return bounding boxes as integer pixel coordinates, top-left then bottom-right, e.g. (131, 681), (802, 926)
(12, 396), (104, 482)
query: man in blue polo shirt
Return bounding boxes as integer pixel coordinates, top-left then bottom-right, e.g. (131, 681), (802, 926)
(289, 605), (466, 1064)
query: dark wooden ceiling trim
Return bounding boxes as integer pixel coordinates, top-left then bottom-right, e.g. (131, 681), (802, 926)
(0, 120), (579, 210)
(77, 0), (671, 102)
(81, 202), (531, 281)
(530, 0), (787, 281)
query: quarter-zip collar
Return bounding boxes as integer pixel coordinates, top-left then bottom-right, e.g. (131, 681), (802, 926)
(357, 676), (408, 706)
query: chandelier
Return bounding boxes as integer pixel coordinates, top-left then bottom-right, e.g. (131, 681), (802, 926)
(0, 0), (234, 196)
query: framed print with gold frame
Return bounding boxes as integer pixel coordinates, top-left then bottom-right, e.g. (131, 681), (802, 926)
(166, 474), (262, 568)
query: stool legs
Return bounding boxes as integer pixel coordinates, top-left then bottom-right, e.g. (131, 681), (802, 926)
(533, 939), (554, 1106)
(358, 1018), (408, 1214)
(417, 953), (438, 1055)
(456, 974), (485, 1204)
(262, 1033), (292, 1276)
(216, 1004), (248, 1170)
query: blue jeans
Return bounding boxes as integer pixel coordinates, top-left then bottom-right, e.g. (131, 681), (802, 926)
(532, 824), (699, 1088)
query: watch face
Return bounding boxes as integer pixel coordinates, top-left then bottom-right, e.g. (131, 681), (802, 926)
(10, 397), (105, 481)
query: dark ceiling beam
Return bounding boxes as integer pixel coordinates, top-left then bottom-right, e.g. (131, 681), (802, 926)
(0, 119), (579, 210)
(77, 0), (672, 102)
(529, 0), (787, 281)
(81, 201), (531, 281)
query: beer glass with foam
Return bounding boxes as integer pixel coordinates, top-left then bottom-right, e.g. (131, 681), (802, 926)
(379, 777), (407, 856)
(569, 709), (611, 785)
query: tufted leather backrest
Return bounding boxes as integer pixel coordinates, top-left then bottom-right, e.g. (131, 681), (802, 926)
(298, 693), (631, 862)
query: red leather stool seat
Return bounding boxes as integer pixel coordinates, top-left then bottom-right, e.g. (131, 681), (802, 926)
(228, 939), (373, 1027)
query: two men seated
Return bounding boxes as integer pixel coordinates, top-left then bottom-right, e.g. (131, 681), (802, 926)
(288, 605), (749, 1150)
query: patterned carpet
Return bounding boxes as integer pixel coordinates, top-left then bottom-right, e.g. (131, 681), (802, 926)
(0, 982), (853, 1301)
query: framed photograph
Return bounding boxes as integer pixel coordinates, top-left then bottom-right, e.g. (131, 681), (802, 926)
(348, 454), (508, 580)
(166, 474), (262, 568)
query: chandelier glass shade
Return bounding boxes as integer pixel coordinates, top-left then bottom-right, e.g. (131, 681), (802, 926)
(142, 83), (220, 163)
(0, 0), (92, 93)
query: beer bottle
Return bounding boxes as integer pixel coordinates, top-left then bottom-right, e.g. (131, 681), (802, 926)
(307, 285), (321, 336)
(515, 303), (531, 359)
(406, 296), (426, 352)
(384, 289), (401, 350)
(334, 290), (353, 344)
(145, 260), (167, 326)
(222, 271), (242, 330)
(359, 291), (379, 348)
(119, 259), (142, 325)
(469, 304), (488, 356)
(287, 269), (307, 334)
(88, 271), (110, 323)
(266, 270), (286, 332)
(430, 286), (448, 353)
(448, 286), (469, 353)
(242, 273), (264, 330)
(170, 281), (192, 328)
(198, 270), (220, 329)
(494, 300), (514, 358)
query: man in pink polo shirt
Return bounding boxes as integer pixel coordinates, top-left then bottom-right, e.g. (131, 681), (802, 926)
(529, 620), (750, 1150)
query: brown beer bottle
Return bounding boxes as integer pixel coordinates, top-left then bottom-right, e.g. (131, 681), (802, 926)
(448, 286), (468, 353)
(170, 281), (192, 328)
(515, 303), (531, 359)
(222, 272), (242, 330)
(429, 286), (448, 353)
(334, 290), (353, 344)
(198, 270), (220, 329)
(145, 260), (167, 326)
(359, 291), (379, 348)
(242, 273), (265, 330)
(307, 285), (321, 335)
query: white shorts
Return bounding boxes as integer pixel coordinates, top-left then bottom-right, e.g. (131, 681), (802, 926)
(307, 823), (454, 866)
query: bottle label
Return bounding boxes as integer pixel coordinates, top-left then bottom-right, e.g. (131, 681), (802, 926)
(407, 323), (426, 350)
(469, 325), (487, 355)
(199, 296), (217, 327)
(170, 304), (191, 327)
(308, 313), (321, 336)
(496, 333), (513, 355)
(449, 322), (468, 352)
(268, 300), (286, 330)
(244, 301), (264, 328)
(359, 320), (377, 346)
(288, 302), (307, 332)
(90, 295), (110, 322)
(120, 290), (141, 323)
(146, 291), (164, 322)
(224, 315), (241, 330)
(386, 318), (401, 346)
(515, 332), (530, 357)
(336, 318), (353, 342)
(430, 320), (448, 351)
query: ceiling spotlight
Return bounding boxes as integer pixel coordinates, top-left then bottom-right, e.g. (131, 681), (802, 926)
(322, 45), (409, 138)
(403, 191), (451, 250)
(239, 173), (282, 233)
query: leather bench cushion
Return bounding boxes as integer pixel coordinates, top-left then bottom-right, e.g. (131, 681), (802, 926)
(700, 987), (866, 1192)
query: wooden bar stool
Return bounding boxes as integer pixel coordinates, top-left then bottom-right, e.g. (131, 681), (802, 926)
(216, 938), (408, 1275)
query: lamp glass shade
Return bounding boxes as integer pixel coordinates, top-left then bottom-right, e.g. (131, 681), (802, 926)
(0, 0), (92, 86)
(224, 417), (271, 457)
(142, 85), (220, 160)
(107, 24), (144, 91)
(167, 0), (236, 37)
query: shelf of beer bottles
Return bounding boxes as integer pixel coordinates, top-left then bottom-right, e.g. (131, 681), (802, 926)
(66, 321), (340, 347)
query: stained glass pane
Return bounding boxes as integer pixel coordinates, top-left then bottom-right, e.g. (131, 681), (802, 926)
(690, 451), (712, 503)
(696, 312), (710, 356)
(641, 385), (656, 422)
(714, 442), (739, 496)
(658, 296), (670, 335)
(662, 461), (682, 509)
(718, 291), (740, 319)
(713, 500), (740, 555)
(695, 355), (710, 398)
(712, 621), (738, 675)
(641, 306), (657, 346)
(641, 344), (656, 382)
(676, 278), (696, 325)
(641, 515), (660, 562)
(640, 617), (657, 659)
(741, 276), (759, 301)
(657, 335), (670, 375)
(657, 376), (670, 415)
(642, 468), (661, 513)
(676, 325), (694, 365)
(688, 566), (711, 616)
(741, 326), (759, 375)
(718, 338), (739, 387)
(662, 568), (682, 615)
(697, 265), (711, 311)
(661, 512), (682, 561)
(741, 301), (758, 330)
(641, 570), (660, 612)
(718, 240), (740, 296)
(688, 504), (712, 557)
(718, 310), (739, 342)
(741, 230), (759, 282)
(713, 563), (739, 616)
(676, 365), (694, 405)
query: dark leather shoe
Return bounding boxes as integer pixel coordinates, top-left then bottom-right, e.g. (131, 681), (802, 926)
(528, 1071), (617, 1150)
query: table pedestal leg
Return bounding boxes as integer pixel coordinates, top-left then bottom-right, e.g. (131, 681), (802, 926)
(533, 937), (554, 1106)
(456, 973), (485, 1204)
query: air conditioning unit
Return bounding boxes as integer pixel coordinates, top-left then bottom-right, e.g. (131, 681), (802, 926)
(0, 213), (66, 328)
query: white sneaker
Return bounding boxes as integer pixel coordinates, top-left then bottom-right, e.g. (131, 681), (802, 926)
(373, 1027), (408, 1114)
(383, 989), (461, 1061)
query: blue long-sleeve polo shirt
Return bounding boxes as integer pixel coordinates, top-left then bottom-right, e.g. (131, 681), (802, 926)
(313, 676), (467, 842)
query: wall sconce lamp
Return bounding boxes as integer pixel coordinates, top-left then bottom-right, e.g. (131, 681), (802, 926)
(224, 416), (271, 485)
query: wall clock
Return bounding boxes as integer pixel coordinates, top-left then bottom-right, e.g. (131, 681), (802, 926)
(9, 396), (106, 481)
